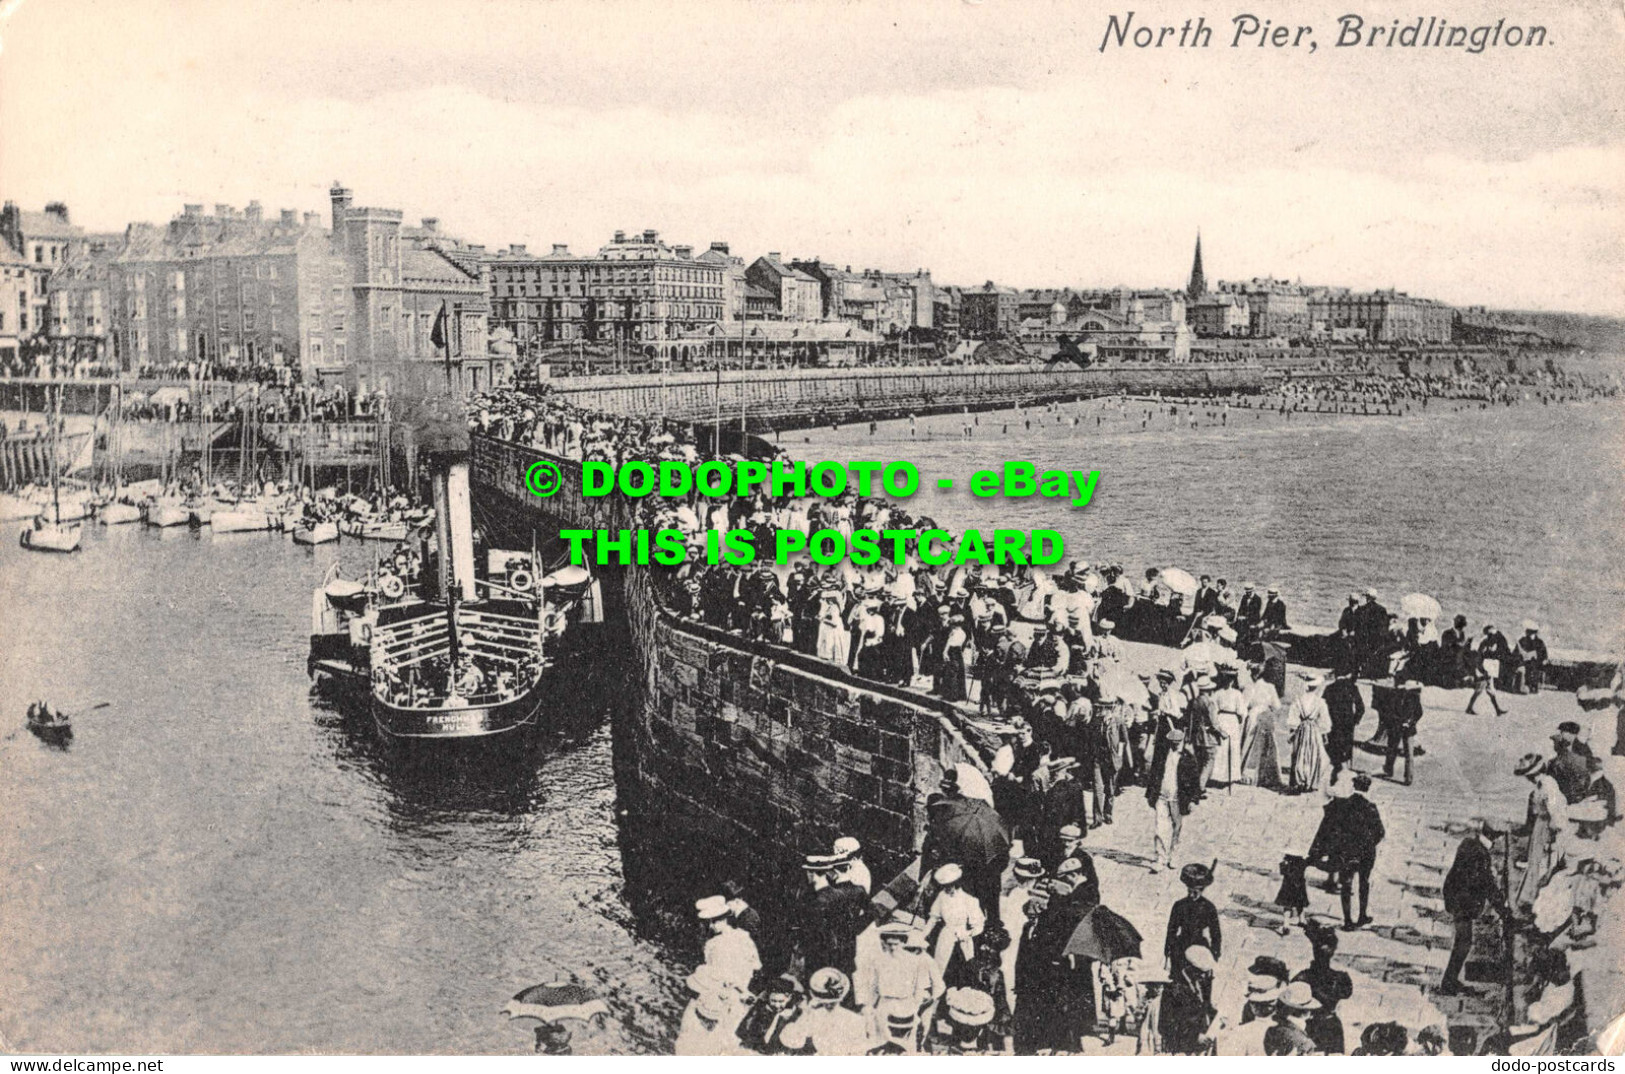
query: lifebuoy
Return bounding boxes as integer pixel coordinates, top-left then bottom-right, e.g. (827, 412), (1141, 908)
(509, 568), (535, 593)
(378, 573), (406, 600)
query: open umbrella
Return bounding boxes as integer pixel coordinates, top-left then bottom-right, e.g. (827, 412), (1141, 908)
(1160, 568), (1199, 599)
(503, 980), (610, 1023)
(927, 796), (1011, 875)
(1400, 593), (1442, 621)
(1063, 904), (1143, 963)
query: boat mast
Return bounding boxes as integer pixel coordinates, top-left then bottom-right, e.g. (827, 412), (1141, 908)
(49, 384), (62, 525)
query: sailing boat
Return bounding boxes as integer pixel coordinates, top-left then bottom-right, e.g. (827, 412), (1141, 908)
(99, 384), (142, 524)
(20, 386), (83, 553)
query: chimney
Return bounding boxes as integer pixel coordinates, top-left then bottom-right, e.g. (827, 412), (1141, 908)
(674, 245), (692, 259)
(551, 244), (570, 256)
(329, 181), (353, 229)
(279, 209), (297, 227)
(642, 229), (658, 243)
(44, 202), (69, 223)
(613, 230), (626, 243)
(467, 244), (486, 253)
(245, 201), (263, 224)
(768, 252), (781, 260)
(509, 244), (527, 255)
(709, 241), (730, 255)
(303, 212), (322, 228)
(421, 217), (439, 232)
(215, 203), (233, 218)
(183, 204), (203, 217)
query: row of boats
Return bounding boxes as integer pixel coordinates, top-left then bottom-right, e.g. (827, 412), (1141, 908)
(5, 479), (435, 553)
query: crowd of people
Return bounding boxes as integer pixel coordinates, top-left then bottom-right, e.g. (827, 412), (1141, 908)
(468, 382), (1620, 1055)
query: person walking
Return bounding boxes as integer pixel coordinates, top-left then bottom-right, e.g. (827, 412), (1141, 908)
(1512, 753), (1569, 912)
(1322, 666), (1365, 781)
(1146, 725), (1189, 872)
(1286, 677), (1332, 794)
(1438, 819), (1505, 995)
(1467, 624), (1510, 715)
(1165, 863), (1221, 978)
(1313, 774), (1385, 930)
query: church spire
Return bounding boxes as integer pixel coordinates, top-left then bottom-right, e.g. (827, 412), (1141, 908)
(1186, 232), (1206, 300)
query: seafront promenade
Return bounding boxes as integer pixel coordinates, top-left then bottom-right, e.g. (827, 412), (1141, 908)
(1037, 637), (1623, 1053)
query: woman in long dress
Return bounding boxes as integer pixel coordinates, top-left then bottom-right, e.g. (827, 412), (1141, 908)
(1285, 677), (1332, 794)
(1513, 753), (1570, 911)
(1238, 669), (1284, 789)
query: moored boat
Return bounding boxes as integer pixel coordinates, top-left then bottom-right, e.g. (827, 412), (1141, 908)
(292, 520), (340, 545)
(144, 499), (192, 528)
(212, 508), (276, 533)
(20, 519), (82, 552)
(308, 458), (584, 743)
(98, 501), (143, 525)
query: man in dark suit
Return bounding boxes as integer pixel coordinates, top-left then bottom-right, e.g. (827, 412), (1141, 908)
(1236, 584), (1263, 634)
(1260, 586), (1289, 637)
(1322, 667), (1366, 781)
(1439, 614), (1470, 687)
(1193, 575), (1219, 619)
(1340, 775), (1385, 929)
(1438, 820), (1506, 995)
(1548, 721), (1593, 804)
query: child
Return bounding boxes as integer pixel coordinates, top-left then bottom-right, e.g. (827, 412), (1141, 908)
(1275, 853), (1310, 936)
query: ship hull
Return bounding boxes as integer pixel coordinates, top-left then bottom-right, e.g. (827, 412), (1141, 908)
(370, 683), (546, 740)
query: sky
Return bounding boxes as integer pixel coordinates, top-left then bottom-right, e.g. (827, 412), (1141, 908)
(1, 0), (1622, 314)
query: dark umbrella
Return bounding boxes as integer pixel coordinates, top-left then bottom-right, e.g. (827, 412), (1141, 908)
(1062, 904), (1143, 963)
(928, 797), (1011, 874)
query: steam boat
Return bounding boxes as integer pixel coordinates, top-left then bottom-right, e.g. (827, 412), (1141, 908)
(306, 459), (595, 742)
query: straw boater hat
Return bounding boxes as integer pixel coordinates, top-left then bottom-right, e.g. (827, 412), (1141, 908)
(695, 895), (729, 921)
(1156, 668), (1177, 683)
(1184, 946), (1217, 973)
(1523, 620), (1539, 633)
(802, 853), (840, 874)
(1279, 981), (1322, 1012)
(808, 968), (850, 1002)
(878, 918), (914, 940)
(1058, 823), (1084, 841)
(1514, 753), (1545, 777)
(1012, 857), (1045, 881)
(1056, 857), (1088, 879)
(832, 836), (862, 861)
(1246, 975), (1284, 1003)
(1302, 675), (1327, 691)
(934, 863), (964, 886)
(945, 987), (996, 1027)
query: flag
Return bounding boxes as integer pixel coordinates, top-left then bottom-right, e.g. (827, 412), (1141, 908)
(430, 301), (450, 359)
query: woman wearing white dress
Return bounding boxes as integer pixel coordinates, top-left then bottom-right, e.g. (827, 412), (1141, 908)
(1285, 677), (1332, 794)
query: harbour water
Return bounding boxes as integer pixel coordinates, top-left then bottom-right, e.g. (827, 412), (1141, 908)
(1, 396), (1621, 1054)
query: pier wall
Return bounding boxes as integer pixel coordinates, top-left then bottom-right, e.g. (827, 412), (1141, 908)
(471, 434), (989, 877)
(540, 363), (1268, 432)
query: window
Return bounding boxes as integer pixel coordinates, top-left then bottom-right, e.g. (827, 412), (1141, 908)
(334, 340), (346, 363)
(34, 246), (43, 263)
(244, 311), (256, 331)
(310, 339), (323, 362)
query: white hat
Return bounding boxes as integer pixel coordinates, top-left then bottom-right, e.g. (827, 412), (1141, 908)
(695, 895), (729, 921)
(832, 836), (862, 859)
(934, 863), (963, 886)
(1184, 945), (1217, 973)
(1522, 619), (1539, 632)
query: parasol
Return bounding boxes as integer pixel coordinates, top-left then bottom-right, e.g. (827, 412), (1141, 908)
(1400, 593), (1442, 621)
(1063, 904), (1144, 963)
(926, 796), (1011, 874)
(503, 980), (610, 1023)
(1160, 568), (1199, 599)
(954, 761), (996, 808)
